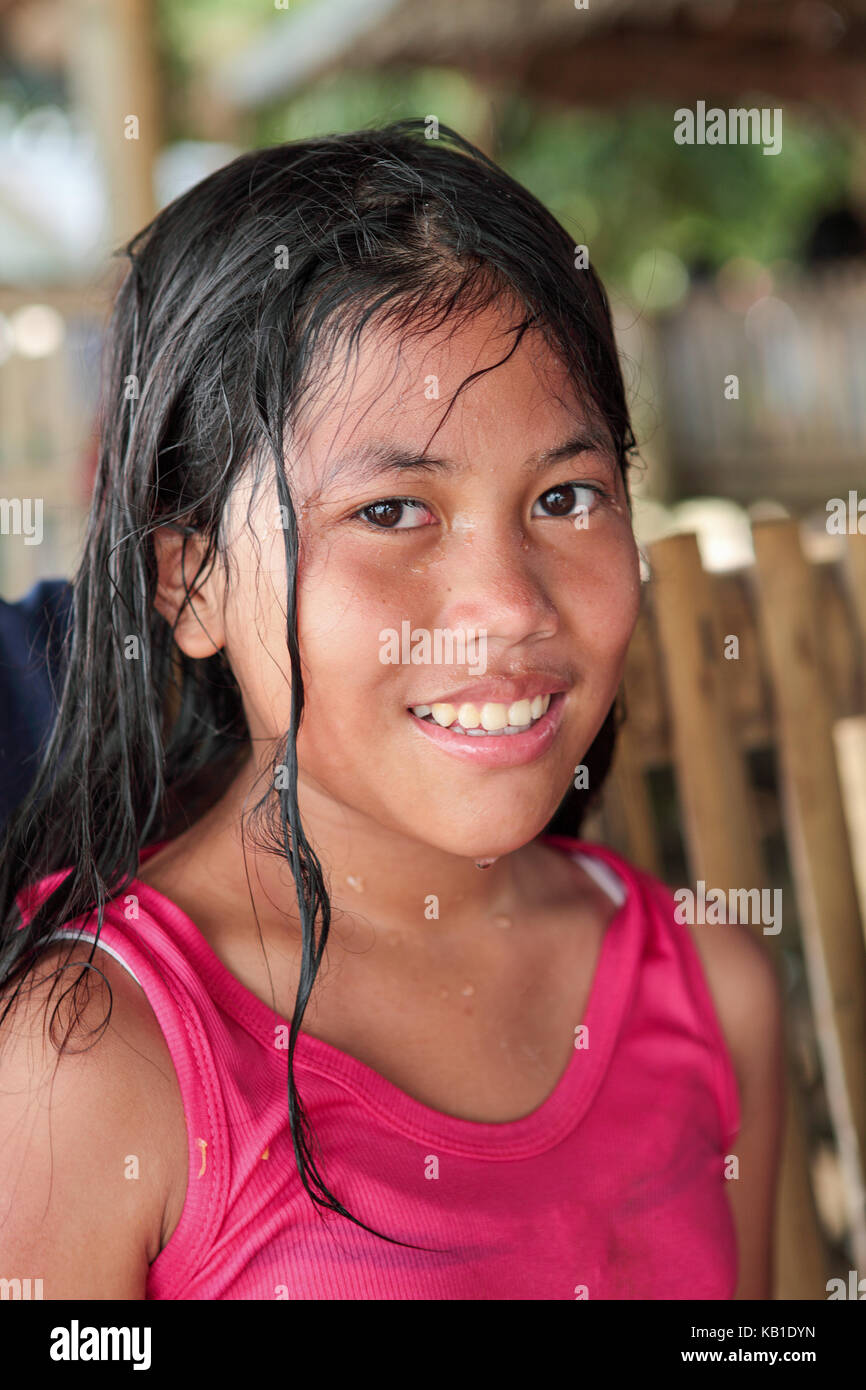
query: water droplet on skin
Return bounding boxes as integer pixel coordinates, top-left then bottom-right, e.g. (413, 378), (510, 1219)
(493, 914), (513, 929)
(474, 857), (498, 869)
(462, 983), (475, 997)
(346, 875), (365, 892)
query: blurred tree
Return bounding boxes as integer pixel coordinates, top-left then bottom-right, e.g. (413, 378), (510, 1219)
(155, 0), (858, 290)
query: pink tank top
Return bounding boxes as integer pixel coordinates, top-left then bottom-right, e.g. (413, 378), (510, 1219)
(17, 833), (740, 1300)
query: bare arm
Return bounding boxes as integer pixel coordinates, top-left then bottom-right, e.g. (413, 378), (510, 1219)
(687, 918), (786, 1300)
(0, 944), (185, 1299)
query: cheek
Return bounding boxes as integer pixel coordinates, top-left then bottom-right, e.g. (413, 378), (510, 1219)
(223, 594), (295, 737)
(296, 550), (398, 691)
(559, 528), (641, 657)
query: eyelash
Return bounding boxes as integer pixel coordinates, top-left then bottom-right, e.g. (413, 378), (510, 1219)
(351, 481), (611, 532)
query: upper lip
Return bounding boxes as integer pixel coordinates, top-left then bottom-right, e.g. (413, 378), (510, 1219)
(408, 676), (570, 708)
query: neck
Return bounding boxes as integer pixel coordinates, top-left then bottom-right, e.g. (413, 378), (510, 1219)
(183, 752), (555, 948)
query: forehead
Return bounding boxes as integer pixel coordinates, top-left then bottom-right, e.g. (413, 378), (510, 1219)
(291, 303), (610, 494)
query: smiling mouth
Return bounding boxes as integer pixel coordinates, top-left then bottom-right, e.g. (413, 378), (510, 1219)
(407, 692), (557, 736)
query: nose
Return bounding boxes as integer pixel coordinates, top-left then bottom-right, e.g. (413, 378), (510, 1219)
(431, 520), (559, 647)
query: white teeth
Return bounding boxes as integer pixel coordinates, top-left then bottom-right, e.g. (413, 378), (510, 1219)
(504, 699), (531, 728)
(410, 693), (552, 734)
(431, 703), (458, 727)
(480, 703), (508, 732)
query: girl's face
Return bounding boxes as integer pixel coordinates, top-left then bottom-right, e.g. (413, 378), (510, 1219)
(215, 302), (641, 861)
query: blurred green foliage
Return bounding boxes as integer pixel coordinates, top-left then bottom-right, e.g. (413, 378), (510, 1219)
(157, 0), (858, 288)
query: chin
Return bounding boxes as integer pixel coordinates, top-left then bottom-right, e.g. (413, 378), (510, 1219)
(444, 825), (543, 860)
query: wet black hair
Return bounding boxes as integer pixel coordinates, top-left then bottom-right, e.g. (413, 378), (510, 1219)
(0, 118), (636, 1250)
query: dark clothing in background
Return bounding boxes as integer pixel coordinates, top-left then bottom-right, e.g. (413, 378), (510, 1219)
(0, 578), (72, 831)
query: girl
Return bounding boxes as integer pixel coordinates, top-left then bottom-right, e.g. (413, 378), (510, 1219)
(0, 120), (783, 1300)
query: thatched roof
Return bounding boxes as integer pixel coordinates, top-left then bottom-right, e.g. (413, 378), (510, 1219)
(216, 0), (866, 113)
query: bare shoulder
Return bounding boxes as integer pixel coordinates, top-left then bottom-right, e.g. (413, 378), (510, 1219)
(0, 939), (188, 1297)
(683, 917), (784, 1088)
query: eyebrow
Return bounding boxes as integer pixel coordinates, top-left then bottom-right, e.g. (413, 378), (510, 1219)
(323, 425), (617, 489)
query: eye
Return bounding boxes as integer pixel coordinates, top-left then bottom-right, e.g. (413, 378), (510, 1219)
(531, 482), (606, 519)
(353, 498), (434, 530)
(351, 480), (609, 532)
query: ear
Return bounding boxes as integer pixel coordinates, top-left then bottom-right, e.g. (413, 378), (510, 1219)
(152, 526), (225, 658)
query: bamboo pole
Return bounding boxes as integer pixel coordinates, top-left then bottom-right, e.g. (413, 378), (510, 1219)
(650, 530), (828, 1299)
(844, 532), (866, 710)
(833, 716), (866, 951)
(752, 518), (866, 1271)
(649, 533), (763, 884)
(67, 0), (161, 248)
